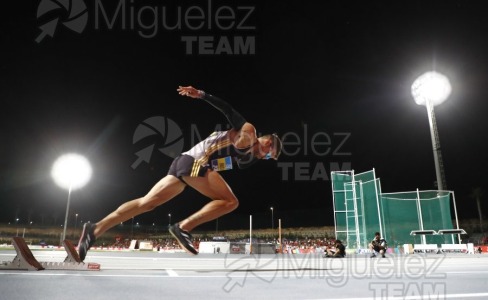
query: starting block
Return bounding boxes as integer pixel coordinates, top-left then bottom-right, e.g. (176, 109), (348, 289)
(42, 239), (100, 270)
(0, 237), (100, 271)
(0, 237), (45, 270)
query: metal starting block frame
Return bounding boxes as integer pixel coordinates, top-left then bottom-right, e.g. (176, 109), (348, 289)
(0, 237), (45, 270)
(0, 237), (100, 271)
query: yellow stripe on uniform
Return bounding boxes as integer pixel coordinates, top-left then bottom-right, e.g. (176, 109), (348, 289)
(191, 139), (232, 177)
(205, 140), (232, 158)
(190, 160), (199, 177)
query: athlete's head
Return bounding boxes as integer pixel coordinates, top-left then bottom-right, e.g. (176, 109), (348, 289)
(258, 133), (282, 160)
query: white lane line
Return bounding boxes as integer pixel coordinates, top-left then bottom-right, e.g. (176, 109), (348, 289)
(307, 293), (488, 300)
(166, 269), (179, 277)
(1, 270), (488, 278)
(0, 273), (168, 278)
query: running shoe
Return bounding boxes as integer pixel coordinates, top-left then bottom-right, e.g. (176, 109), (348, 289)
(78, 222), (97, 262)
(169, 223), (198, 255)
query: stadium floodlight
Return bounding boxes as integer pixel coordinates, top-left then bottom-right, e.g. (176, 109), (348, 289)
(411, 71), (452, 106)
(411, 71), (451, 190)
(51, 153), (92, 241)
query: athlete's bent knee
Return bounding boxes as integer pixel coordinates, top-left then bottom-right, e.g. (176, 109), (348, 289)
(225, 196), (239, 212)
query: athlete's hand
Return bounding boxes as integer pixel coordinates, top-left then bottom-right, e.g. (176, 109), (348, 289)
(177, 86), (203, 99)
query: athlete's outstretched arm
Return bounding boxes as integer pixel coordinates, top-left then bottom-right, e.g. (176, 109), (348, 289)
(177, 86), (246, 130)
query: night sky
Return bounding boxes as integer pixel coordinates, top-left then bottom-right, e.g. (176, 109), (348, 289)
(1, 0), (487, 231)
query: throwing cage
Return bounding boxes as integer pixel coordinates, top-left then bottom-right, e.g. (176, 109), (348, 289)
(331, 169), (461, 250)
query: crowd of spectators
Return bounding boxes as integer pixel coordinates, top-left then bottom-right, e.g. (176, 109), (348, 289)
(103, 236), (339, 254)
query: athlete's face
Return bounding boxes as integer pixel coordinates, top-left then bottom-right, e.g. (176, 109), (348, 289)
(261, 138), (277, 160)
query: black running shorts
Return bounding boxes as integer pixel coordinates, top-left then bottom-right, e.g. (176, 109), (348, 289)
(168, 155), (208, 182)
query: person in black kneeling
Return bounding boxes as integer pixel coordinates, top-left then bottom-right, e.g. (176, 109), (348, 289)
(369, 232), (387, 258)
(324, 240), (346, 258)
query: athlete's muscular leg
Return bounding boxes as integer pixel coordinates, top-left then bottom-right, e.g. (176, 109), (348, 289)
(93, 175), (186, 237)
(180, 170), (239, 232)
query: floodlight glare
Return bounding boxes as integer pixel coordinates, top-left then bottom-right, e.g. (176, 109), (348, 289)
(52, 153), (92, 241)
(411, 71), (452, 106)
(51, 153), (92, 190)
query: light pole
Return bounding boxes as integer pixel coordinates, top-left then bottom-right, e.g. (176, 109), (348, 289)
(216, 218), (219, 236)
(51, 154), (92, 242)
(270, 207), (274, 230)
(411, 71), (451, 191)
(75, 213), (78, 231)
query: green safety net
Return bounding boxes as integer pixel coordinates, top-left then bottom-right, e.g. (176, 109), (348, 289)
(381, 191), (454, 246)
(331, 170), (456, 249)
